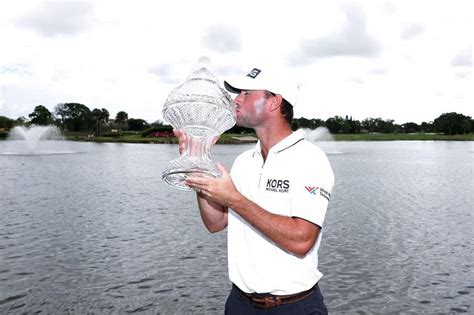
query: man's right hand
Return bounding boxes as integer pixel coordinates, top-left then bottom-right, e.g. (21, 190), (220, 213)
(173, 129), (220, 155)
(173, 129), (187, 155)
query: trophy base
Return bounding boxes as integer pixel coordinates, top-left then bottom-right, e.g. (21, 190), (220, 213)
(162, 157), (220, 191)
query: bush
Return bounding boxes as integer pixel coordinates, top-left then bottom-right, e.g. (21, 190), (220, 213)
(141, 125), (173, 137)
(226, 125), (253, 134)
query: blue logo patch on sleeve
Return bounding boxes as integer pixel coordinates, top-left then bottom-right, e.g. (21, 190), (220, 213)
(305, 186), (331, 201)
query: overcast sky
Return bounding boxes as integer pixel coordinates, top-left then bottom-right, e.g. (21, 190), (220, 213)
(0, 0), (472, 124)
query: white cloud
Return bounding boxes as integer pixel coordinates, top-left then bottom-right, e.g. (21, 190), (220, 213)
(16, 1), (95, 37)
(0, 0), (472, 124)
(451, 46), (472, 67)
(289, 4), (381, 65)
(401, 22), (425, 40)
(148, 64), (181, 85)
(0, 85), (4, 114)
(202, 25), (241, 53)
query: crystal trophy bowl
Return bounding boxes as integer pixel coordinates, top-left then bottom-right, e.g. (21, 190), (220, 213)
(162, 58), (236, 190)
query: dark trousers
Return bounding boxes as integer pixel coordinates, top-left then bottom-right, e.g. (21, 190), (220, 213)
(225, 285), (328, 315)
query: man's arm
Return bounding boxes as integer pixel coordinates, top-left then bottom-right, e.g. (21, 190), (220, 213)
(185, 163), (319, 257)
(228, 195), (319, 257)
(196, 192), (228, 233)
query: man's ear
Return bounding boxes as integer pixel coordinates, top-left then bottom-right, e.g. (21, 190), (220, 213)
(269, 94), (283, 112)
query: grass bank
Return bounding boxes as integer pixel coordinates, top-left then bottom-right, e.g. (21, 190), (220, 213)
(333, 133), (474, 141)
(12, 132), (474, 143)
(64, 133), (257, 144)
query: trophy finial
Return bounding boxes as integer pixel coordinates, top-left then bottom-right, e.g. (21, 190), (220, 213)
(198, 56), (211, 67)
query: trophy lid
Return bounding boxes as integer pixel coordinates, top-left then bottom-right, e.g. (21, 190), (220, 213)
(162, 57), (236, 134)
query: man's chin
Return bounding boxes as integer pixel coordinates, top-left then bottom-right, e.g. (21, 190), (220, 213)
(236, 121), (250, 128)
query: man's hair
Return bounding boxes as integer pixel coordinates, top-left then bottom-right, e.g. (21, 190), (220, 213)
(264, 91), (293, 124)
(280, 98), (293, 124)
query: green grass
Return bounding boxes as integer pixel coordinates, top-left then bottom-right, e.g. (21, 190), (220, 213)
(333, 133), (474, 141)
(64, 133), (256, 144)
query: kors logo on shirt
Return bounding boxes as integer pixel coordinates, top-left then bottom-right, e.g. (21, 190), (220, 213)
(266, 178), (290, 193)
(305, 186), (331, 201)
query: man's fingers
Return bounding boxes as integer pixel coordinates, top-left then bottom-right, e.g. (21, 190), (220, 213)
(211, 135), (219, 145)
(216, 162), (229, 175)
(185, 177), (211, 189)
(173, 128), (182, 137)
(173, 129), (187, 154)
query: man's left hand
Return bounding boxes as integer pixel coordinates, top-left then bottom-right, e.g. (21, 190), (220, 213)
(185, 162), (240, 208)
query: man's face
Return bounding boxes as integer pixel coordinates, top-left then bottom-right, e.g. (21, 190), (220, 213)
(233, 90), (272, 128)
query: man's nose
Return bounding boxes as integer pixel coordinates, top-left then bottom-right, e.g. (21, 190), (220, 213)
(234, 93), (245, 105)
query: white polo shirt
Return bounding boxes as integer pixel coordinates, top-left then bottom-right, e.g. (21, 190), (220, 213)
(228, 129), (334, 295)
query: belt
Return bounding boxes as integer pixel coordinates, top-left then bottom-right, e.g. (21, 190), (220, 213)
(232, 284), (316, 309)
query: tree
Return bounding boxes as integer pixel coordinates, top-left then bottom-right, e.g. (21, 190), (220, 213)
(55, 103), (94, 132)
(325, 116), (345, 133)
(361, 117), (396, 133)
(92, 108), (110, 136)
(291, 117), (325, 130)
(0, 116), (15, 130)
(54, 103), (67, 128)
(293, 117), (313, 129)
(115, 111), (128, 136)
(433, 112), (472, 135)
(401, 122), (421, 133)
(420, 121), (434, 133)
(15, 116), (28, 126)
(29, 105), (53, 125)
(128, 118), (150, 131)
(347, 118), (361, 134)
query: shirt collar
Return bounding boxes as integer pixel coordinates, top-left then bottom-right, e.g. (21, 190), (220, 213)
(252, 129), (305, 157)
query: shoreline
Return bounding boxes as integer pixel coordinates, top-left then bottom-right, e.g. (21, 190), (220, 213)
(2, 132), (473, 143)
(65, 133), (473, 143)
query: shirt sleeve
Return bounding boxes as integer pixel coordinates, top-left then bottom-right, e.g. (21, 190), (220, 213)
(289, 154), (334, 228)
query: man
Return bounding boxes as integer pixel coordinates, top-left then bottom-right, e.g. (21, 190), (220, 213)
(176, 66), (334, 314)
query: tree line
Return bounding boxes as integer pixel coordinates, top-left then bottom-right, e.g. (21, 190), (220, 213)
(290, 113), (473, 135)
(0, 102), (473, 136)
(0, 103), (148, 137)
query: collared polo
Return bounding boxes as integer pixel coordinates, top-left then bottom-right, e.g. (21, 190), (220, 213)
(228, 129), (334, 295)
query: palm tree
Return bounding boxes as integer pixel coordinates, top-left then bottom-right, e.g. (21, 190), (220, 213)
(115, 111), (128, 137)
(92, 108), (110, 137)
(92, 108), (102, 136)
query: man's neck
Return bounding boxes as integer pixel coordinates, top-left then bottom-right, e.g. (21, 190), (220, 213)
(255, 124), (293, 161)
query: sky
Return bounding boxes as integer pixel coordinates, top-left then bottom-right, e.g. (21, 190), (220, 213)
(0, 0), (472, 124)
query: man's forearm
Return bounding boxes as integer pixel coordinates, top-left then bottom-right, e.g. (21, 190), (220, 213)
(228, 194), (319, 257)
(196, 193), (228, 233)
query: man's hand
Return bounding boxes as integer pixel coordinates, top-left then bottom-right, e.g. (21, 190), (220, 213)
(185, 163), (241, 208)
(173, 129), (187, 155)
(173, 128), (219, 155)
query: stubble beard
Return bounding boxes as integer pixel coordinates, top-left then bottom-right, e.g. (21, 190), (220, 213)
(236, 97), (267, 128)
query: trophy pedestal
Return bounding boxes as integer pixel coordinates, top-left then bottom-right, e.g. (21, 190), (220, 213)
(162, 130), (219, 191)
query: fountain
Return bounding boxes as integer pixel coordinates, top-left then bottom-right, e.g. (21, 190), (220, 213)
(301, 127), (343, 155)
(1, 125), (76, 155)
(302, 126), (333, 142)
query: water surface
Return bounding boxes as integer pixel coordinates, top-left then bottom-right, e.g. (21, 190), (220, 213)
(1, 140), (473, 314)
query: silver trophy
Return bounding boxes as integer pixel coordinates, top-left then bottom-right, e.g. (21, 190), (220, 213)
(162, 57), (236, 190)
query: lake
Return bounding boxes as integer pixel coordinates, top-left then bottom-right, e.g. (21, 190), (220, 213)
(1, 140), (473, 314)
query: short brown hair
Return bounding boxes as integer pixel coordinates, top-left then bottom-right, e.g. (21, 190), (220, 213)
(280, 98), (294, 124)
(264, 91), (293, 124)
